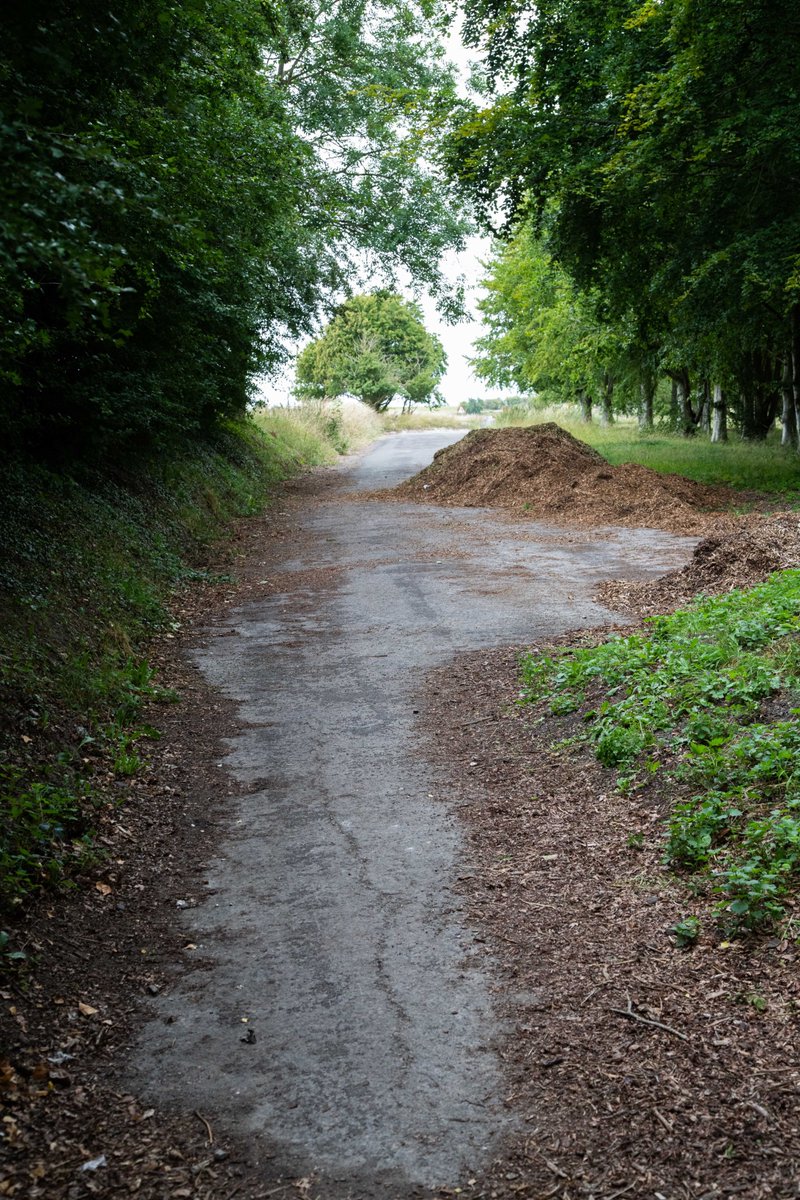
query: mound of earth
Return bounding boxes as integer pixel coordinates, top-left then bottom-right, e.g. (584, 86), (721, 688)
(393, 424), (741, 534)
(599, 511), (800, 614)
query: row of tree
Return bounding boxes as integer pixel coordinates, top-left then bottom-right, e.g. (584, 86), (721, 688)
(1, 0), (467, 461)
(448, 0), (800, 442)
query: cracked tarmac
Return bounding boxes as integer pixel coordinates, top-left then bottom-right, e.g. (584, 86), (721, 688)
(130, 431), (698, 1194)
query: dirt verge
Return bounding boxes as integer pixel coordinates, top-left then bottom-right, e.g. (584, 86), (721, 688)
(0, 473), (340, 1200)
(423, 644), (800, 1200)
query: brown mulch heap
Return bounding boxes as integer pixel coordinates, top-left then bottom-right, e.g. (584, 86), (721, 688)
(599, 510), (800, 615)
(424, 644), (800, 1200)
(390, 425), (746, 534)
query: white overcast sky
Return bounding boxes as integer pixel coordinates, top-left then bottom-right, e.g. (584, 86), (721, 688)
(415, 24), (506, 405)
(254, 18), (503, 407)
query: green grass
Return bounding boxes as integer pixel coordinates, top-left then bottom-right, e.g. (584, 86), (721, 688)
(381, 407), (478, 432)
(255, 407), (340, 463)
(255, 397), (385, 457)
(496, 406), (800, 495)
(0, 412), (355, 924)
(519, 571), (800, 934)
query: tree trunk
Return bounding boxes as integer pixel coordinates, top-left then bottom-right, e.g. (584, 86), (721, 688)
(638, 374), (655, 431)
(790, 306), (800, 454)
(669, 379), (679, 431)
(711, 384), (728, 443)
(675, 369), (695, 436)
(738, 350), (780, 439)
(599, 373), (614, 425)
(698, 379), (711, 435)
(578, 391), (593, 422)
(781, 355), (797, 447)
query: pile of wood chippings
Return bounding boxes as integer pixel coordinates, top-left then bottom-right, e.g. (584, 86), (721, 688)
(392, 424), (742, 534)
(600, 511), (800, 614)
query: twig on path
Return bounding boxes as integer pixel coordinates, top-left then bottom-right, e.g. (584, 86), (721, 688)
(448, 714), (505, 728)
(609, 995), (689, 1041)
(606, 1182), (639, 1200)
(653, 1108), (674, 1133)
(194, 1109), (214, 1143)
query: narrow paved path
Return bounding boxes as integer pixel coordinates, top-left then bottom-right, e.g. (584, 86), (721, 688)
(132, 432), (696, 1194)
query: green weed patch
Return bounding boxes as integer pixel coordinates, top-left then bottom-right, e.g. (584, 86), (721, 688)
(520, 571), (800, 933)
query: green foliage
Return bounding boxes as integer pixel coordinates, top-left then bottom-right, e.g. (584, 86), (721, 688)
(452, 0), (800, 442)
(1, 0), (468, 463)
(0, 768), (95, 913)
(520, 571), (800, 932)
(1, 0), (315, 457)
(0, 930), (27, 963)
(672, 915), (701, 949)
(295, 292), (447, 412)
(473, 225), (631, 413)
(266, 0), (471, 312)
(0, 417), (345, 915)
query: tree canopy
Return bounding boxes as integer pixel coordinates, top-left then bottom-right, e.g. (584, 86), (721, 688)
(473, 225), (632, 421)
(295, 292), (447, 411)
(449, 0), (800, 442)
(0, 0), (469, 461)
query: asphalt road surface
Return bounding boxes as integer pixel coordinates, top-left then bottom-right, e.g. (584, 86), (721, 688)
(132, 431), (697, 1194)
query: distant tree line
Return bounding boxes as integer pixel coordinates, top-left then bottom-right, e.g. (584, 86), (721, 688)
(448, 0), (800, 443)
(1, 0), (468, 463)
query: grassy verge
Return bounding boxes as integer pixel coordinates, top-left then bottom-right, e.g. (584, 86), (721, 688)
(519, 571), (800, 939)
(255, 396), (384, 454)
(0, 412), (345, 925)
(381, 407), (477, 432)
(495, 405), (800, 495)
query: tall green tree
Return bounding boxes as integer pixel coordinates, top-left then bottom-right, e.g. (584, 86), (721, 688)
(474, 223), (634, 422)
(0, 0), (469, 461)
(1, 0), (317, 455)
(295, 292), (447, 411)
(449, 0), (800, 442)
(265, 0), (472, 312)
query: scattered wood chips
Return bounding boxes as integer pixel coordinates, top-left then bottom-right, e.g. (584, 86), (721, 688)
(599, 511), (800, 615)
(423, 644), (800, 1200)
